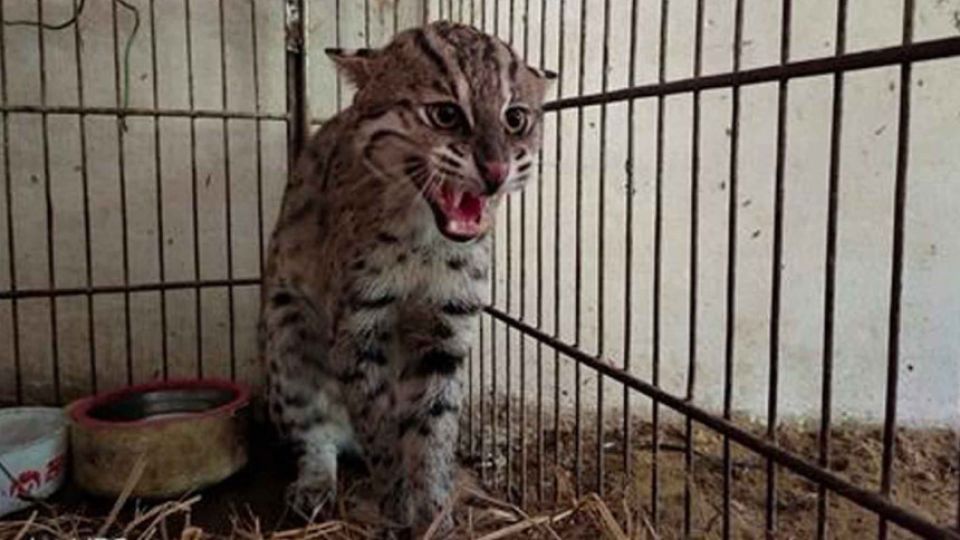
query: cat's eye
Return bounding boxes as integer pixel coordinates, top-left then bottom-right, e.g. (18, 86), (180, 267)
(504, 106), (529, 134)
(426, 103), (464, 130)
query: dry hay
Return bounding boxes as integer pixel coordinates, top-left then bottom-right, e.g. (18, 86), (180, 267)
(1, 419), (956, 539)
(0, 484), (631, 540)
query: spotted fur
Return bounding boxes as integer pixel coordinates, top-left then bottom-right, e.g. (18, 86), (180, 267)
(260, 21), (552, 534)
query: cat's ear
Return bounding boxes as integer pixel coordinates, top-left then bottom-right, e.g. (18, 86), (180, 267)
(325, 48), (379, 88)
(527, 66), (558, 83)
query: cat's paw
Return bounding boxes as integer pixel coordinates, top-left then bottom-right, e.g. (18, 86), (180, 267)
(286, 475), (336, 522)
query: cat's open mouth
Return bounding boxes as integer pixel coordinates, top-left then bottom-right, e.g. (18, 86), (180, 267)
(427, 182), (490, 242)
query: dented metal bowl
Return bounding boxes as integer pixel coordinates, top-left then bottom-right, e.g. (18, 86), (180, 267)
(68, 379), (250, 499)
(0, 407), (68, 517)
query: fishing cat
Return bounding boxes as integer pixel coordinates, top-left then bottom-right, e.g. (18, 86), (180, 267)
(259, 20), (553, 534)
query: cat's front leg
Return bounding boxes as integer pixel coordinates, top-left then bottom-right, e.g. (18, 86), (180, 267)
(381, 375), (462, 535)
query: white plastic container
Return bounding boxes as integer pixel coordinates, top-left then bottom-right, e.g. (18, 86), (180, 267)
(0, 407), (68, 517)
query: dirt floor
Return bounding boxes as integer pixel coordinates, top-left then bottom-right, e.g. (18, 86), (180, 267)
(490, 418), (960, 539)
(1, 416), (957, 539)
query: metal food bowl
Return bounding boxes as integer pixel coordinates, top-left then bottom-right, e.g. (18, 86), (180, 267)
(68, 379), (250, 499)
(0, 407), (68, 517)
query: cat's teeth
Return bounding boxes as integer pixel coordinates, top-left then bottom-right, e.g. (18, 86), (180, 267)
(451, 190), (464, 208)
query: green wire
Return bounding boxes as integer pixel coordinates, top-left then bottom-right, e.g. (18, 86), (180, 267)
(4, 0), (140, 126)
(115, 0), (141, 130)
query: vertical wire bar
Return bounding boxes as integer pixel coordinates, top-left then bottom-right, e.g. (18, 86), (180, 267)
(490, 0), (499, 494)
(479, 314), (486, 482)
(622, 0), (640, 494)
(285, 0), (308, 174)
(467, 346), (473, 456)
(466, 0), (476, 466)
(766, 0), (792, 535)
(878, 0), (914, 537)
(722, 1), (746, 538)
(535, 0), (547, 509)
(817, 1), (848, 537)
(0, 1), (22, 404)
(505, 0), (514, 502)
(552, 0), (566, 506)
(183, 0), (203, 377)
(37, 0), (63, 402)
(519, 0), (530, 507)
(477, 0), (488, 486)
(651, 0), (670, 527)
(393, 0), (398, 36)
(364, 0), (370, 47)
(249, 0), (265, 277)
(110, 0), (134, 387)
(684, 0), (705, 534)
(595, 0), (611, 497)
(148, 0), (168, 381)
(573, 0), (588, 498)
(217, 0), (237, 380)
(75, 0), (99, 392)
(459, 0), (470, 465)
(335, 0), (342, 110)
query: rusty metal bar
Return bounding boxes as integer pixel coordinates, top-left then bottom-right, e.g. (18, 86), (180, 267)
(111, 0), (135, 389)
(285, 0), (309, 167)
(621, 0), (639, 501)
(182, 0), (203, 378)
(551, 0), (566, 507)
(879, 1), (915, 538)
(147, 0), (168, 382)
(519, 0), (530, 507)
(684, 0), (705, 534)
(0, 278), (261, 300)
(534, 0), (548, 509)
(37, 0), (63, 403)
(76, 0), (98, 392)
(722, 1), (746, 537)
(572, 0), (588, 499)
(249, 0), (265, 276)
(484, 306), (960, 540)
(479, 314), (486, 483)
(766, 0), (793, 535)
(489, 0), (500, 496)
(218, 0), (238, 381)
(544, 36), (960, 112)
(650, 0), (669, 527)
(818, 0), (849, 537)
(504, 0), (514, 500)
(594, 0), (611, 498)
(0, 103), (286, 121)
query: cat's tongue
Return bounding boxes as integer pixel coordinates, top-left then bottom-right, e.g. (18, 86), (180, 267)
(436, 183), (488, 239)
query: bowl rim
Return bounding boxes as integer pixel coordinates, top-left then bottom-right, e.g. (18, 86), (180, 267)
(0, 406), (67, 456)
(67, 378), (250, 430)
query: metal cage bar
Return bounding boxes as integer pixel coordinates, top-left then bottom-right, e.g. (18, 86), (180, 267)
(765, 0), (792, 534)
(684, 0), (705, 534)
(0, 2), (957, 539)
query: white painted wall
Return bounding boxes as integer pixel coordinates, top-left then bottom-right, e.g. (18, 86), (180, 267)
(1, 1), (957, 428)
(416, 0), (960, 428)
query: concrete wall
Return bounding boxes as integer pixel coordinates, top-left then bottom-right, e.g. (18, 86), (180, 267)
(1, 1), (958, 427)
(0, 0), (290, 402)
(416, 0), (960, 428)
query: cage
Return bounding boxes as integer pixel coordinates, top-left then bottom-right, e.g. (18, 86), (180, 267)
(0, 0), (958, 538)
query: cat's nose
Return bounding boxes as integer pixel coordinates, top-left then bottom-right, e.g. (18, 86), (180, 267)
(479, 161), (509, 192)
